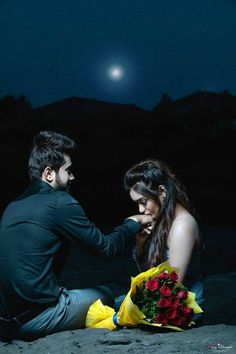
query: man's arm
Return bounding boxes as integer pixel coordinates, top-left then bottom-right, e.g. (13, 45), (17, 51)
(54, 193), (152, 259)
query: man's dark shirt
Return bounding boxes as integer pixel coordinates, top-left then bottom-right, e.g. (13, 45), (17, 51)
(0, 180), (141, 317)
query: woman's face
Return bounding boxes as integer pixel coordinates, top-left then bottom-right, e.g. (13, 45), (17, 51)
(130, 188), (160, 220)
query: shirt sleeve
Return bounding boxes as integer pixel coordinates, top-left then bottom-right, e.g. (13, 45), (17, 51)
(54, 193), (141, 259)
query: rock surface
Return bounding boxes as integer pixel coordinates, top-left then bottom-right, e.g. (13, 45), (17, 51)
(1, 324), (236, 354)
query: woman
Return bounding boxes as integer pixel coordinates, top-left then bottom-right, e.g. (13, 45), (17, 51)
(123, 159), (205, 321)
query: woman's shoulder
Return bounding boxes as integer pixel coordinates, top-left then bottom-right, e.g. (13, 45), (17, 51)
(167, 206), (199, 246)
(173, 206), (199, 232)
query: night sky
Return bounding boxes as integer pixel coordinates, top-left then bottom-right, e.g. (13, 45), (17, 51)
(1, 0), (236, 109)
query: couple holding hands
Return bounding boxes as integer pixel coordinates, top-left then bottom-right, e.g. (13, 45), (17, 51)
(0, 130), (204, 341)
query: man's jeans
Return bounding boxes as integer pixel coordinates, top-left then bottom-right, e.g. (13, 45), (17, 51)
(0, 286), (113, 341)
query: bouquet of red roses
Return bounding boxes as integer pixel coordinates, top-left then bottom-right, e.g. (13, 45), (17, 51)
(85, 261), (203, 331)
(132, 269), (194, 327)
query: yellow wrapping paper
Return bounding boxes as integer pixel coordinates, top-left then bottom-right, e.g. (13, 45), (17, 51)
(85, 261), (203, 331)
(85, 299), (117, 330)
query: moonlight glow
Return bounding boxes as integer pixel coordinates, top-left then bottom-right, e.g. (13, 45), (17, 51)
(108, 65), (124, 81)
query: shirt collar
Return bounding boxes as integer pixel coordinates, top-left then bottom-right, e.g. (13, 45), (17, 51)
(16, 179), (54, 200)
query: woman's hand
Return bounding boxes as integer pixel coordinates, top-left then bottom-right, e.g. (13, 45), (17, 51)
(134, 220), (155, 258)
(143, 220), (155, 235)
(127, 215), (155, 258)
(135, 231), (150, 258)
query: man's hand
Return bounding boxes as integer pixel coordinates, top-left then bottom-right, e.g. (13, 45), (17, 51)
(127, 214), (153, 228)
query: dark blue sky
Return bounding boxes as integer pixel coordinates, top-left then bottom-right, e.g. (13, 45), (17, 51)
(0, 0), (235, 109)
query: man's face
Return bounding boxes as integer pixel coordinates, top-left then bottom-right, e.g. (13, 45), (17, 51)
(54, 154), (75, 191)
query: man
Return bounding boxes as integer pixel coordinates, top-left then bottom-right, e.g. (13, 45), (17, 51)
(0, 131), (152, 341)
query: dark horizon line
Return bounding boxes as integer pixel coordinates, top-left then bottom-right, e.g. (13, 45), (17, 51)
(0, 88), (234, 112)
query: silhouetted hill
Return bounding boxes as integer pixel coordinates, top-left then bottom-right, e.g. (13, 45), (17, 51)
(155, 90), (235, 113)
(0, 91), (235, 227)
(32, 96), (148, 145)
(36, 96), (145, 117)
(153, 90), (236, 132)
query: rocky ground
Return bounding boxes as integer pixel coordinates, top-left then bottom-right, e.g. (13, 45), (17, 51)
(0, 225), (236, 354)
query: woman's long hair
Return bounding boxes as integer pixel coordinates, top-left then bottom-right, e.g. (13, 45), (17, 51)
(124, 159), (191, 268)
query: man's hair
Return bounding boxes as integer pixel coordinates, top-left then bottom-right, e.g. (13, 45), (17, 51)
(28, 131), (77, 180)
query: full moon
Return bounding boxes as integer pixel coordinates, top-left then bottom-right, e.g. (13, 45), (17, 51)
(108, 65), (124, 81)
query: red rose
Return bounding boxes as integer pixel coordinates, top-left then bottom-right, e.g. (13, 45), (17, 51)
(180, 304), (193, 317)
(145, 278), (159, 291)
(167, 308), (178, 319)
(159, 285), (171, 297)
(153, 313), (168, 325)
(177, 290), (188, 299)
(172, 316), (188, 327)
(157, 272), (168, 280)
(157, 298), (171, 307)
(170, 297), (179, 308)
(168, 271), (178, 283)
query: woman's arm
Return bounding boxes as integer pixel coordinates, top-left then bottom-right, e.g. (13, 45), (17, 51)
(132, 231), (151, 272)
(167, 217), (198, 283)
